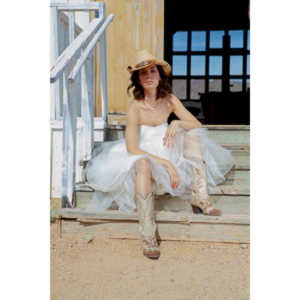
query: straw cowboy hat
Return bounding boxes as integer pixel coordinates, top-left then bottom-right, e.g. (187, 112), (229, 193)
(127, 49), (172, 76)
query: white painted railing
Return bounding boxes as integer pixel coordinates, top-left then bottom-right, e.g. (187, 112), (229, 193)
(50, 1), (114, 208)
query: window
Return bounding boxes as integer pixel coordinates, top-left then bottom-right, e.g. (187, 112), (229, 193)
(230, 79), (243, 92)
(209, 56), (222, 75)
(172, 55), (187, 75)
(191, 56), (205, 75)
(173, 31), (188, 51)
(230, 55), (243, 75)
(170, 29), (250, 101)
(190, 79), (205, 99)
(247, 55), (250, 75)
(172, 79), (187, 99)
(209, 79), (222, 92)
(209, 30), (225, 48)
(191, 31), (206, 51)
(229, 30), (244, 48)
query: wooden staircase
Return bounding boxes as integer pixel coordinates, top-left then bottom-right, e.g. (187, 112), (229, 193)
(53, 125), (250, 243)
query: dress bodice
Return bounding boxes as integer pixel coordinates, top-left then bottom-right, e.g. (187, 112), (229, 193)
(138, 122), (168, 141)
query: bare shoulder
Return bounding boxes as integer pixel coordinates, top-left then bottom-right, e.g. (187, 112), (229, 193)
(126, 99), (141, 125)
(127, 98), (140, 112)
(168, 93), (182, 111)
(169, 93), (181, 104)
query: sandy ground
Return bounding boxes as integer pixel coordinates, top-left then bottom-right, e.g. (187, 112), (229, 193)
(51, 222), (249, 300)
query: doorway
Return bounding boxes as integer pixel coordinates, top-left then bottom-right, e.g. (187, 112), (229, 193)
(165, 0), (250, 125)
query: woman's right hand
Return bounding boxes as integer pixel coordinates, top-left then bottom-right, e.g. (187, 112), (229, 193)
(162, 160), (180, 190)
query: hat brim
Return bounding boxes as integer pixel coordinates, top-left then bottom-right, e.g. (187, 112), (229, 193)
(127, 59), (171, 76)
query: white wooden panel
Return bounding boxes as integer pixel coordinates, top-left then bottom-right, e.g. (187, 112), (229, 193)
(50, 6), (60, 120)
(68, 14), (114, 83)
(51, 128), (104, 199)
(51, 2), (103, 11)
(61, 73), (78, 207)
(80, 58), (94, 161)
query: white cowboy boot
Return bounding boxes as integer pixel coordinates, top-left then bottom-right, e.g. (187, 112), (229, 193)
(190, 161), (222, 216)
(135, 192), (160, 259)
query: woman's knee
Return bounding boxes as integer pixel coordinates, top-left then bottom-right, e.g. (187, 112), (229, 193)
(135, 157), (152, 175)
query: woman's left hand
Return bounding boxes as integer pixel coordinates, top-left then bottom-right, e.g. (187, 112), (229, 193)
(163, 120), (181, 148)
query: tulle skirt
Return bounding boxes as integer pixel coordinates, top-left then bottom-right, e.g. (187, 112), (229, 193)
(85, 123), (235, 212)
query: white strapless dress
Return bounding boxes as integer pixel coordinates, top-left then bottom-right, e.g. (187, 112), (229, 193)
(85, 123), (235, 212)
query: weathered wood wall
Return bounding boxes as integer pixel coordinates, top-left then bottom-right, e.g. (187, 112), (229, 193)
(92, 0), (165, 115)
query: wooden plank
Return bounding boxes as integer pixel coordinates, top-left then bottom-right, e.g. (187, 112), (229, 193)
(54, 208), (249, 225)
(80, 56), (94, 161)
(98, 5), (108, 123)
(159, 194), (250, 217)
(73, 192), (249, 217)
(50, 117), (105, 130)
(207, 130), (250, 145)
(59, 11), (83, 35)
(68, 11), (75, 43)
(106, 115), (250, 130)
(232, 150), (250, 170)
(68, 14), (114, 84)
(51, 3), (103, 11)
(61, 73), (77, 208)
(54, 192), (249, 224)
(50, 18), (104, 83)
(222, 144), (249, 151)
(50, 6), (60, 120)
(206, 125), (249, 130)
(61, 219), (249, 243)
(221, 169), (250, 194)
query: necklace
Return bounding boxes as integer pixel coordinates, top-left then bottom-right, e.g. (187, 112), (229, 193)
(144, 98), (160, 110)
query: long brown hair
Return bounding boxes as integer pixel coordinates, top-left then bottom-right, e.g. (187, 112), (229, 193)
(127, 65), (172, 100)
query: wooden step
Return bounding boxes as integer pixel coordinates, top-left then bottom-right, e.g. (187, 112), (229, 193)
(75, 192), (249, 215)
(231, 149), (249, 170)
(53, 195), (249, 243)
(75, 168), (250, 205)
(207, 129), (249, 145)
(54, 183), (249, 243)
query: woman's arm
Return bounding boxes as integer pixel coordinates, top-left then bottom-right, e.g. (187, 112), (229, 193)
(163, 94), (202, 148)
(170, 94), (203, 130)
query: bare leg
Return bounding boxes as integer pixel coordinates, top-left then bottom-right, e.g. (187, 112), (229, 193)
(184, 133), (222, 216)
(134, 158), (160, 259)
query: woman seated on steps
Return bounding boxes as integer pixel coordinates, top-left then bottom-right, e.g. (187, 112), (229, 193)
(85, 50), (235, 259)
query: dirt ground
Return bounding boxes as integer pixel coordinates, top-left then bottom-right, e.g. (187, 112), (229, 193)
(50, 222), (249, 300)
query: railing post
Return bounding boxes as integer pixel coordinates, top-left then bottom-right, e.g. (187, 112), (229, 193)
(50, 6), (60, 120)
(61, 71), (77, 208)
(98, 3), (108, 127)
(68, 11), (75, 42)
(80, 55), (94, 161)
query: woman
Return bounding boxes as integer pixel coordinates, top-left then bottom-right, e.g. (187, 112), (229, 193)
(85, 50), (235, 259)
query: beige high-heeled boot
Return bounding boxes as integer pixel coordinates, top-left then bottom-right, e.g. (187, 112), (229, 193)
(135, 192), (160, 259)
(190, 160), (222, 216)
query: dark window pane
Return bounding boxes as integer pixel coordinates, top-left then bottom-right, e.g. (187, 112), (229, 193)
(191, 56), (205, 75)
(209, 79), (222, 92)
(209, 30), (224, 48)
(247, 55), (250, 75)
(190, 79), (205, 99)
(230, 55), (243, 75)
(191, 31), (206, 51)
(172, 55), (187, 75)
(173, 31), (188, 51)
(229, 30), (244, 48)
(230, 79), (243, 92)
(172, 79), (186, 99)
(247, 30), (250, 50)
(246, 79), (250, 90)
(209, 56), (222, 75)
